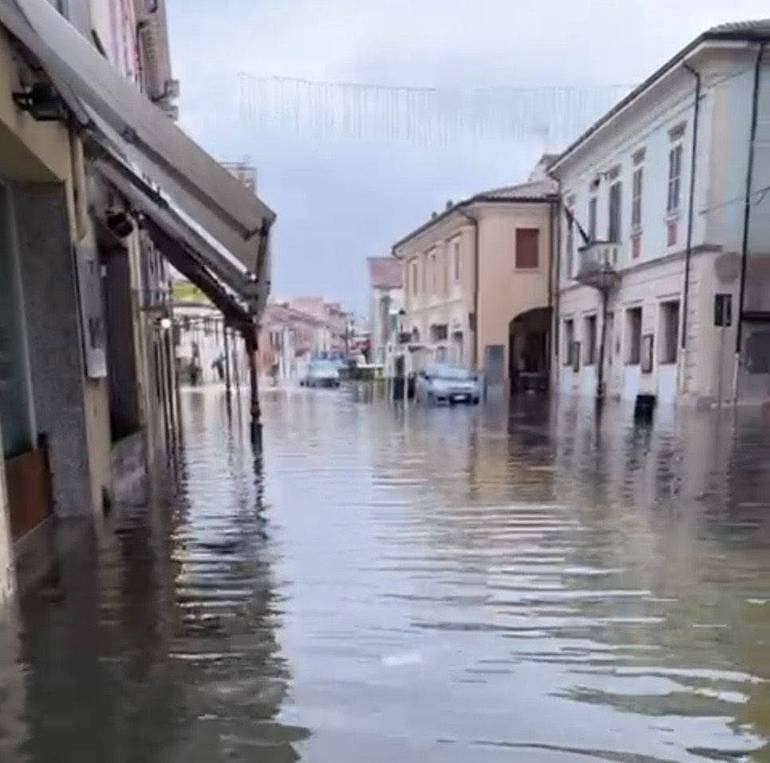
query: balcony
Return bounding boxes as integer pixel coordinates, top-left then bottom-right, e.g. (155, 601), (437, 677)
(575, 241), (621, 291)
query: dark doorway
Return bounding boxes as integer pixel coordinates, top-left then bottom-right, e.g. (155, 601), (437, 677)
(102, 247), (141, 441)
(509, 307), (551, 394)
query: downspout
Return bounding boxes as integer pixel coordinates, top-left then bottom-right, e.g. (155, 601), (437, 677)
(679, 61), (702, 394)
(596, 289), (609, 401)
(549, 196), (560, 383)
(459, 208), (480, 370)
(735, 42), (766, 401)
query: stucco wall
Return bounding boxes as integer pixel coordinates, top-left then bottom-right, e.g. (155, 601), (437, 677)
(13, 184), (110, 516)
(476, 203), (552, 381)
(553, 44), (761, 406)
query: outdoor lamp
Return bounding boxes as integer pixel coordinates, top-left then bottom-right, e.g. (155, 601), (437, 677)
(13, 82), (66, 122)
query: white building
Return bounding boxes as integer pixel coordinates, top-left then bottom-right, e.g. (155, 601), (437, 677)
(367, 257), (404, 376)
(552, 21), (770, 406)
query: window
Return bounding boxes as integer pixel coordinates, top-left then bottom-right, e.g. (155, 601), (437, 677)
(583, 315), (597, 365)
(632, 234), (641, 259)
(588, 196), (597, 241)
(430, 252), (437, 293)
(667, 144), (683, 214)
(667, 220), (678, 247)
(626, 307), (643, 365)
(515, 228), (539, 269)
(632, 167), (643, 229)
(410, 259), (418, 295)
(442, 249), (450, 295)
(563, 319), (575, 366)
(659, 300), (680, 364)
(608, 182), (622, 242)
(565, 199), (575, 279)
(452, 239), (461, 281)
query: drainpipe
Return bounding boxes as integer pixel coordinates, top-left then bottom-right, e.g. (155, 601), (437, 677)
(459, 209), (480, 371)
(735, 42), (766, 402)
(679, 61), (702, 395)
(549, 197), (560, 384)
(596, 288), (609, 401)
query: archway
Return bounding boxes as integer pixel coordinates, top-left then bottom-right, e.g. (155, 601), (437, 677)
(509, 307), (551, 394)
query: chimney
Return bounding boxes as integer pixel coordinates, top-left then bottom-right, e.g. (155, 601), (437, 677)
(446, 200), (453, 210)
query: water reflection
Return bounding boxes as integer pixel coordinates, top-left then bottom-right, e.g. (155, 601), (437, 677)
(0, 386), (306, 762)
(2, 386), (770, 761)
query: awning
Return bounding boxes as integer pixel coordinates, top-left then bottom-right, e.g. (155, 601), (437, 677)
(90, 145), (257, 328)
(0, 0), (275, 312)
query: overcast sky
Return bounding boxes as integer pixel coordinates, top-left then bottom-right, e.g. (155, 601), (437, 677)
(167, 0), (769, 315)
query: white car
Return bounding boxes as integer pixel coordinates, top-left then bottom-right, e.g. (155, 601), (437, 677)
(300, 359), (341, 388)
(415, 365), (481, 405)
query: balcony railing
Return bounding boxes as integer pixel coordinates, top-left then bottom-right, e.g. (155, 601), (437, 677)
(575, 241), (621, 290)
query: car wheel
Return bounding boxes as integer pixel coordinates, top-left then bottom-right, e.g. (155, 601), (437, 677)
(473, 397), (480, 405)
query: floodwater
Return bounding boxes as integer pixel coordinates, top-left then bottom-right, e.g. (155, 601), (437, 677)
(3, 386), (770, 761)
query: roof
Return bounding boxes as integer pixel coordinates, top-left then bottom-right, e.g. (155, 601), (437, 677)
(367, 257), (403, 289)
(262, 302), (326, 328)
(392, 178), (556, 254)
(550, 19), (770, 174)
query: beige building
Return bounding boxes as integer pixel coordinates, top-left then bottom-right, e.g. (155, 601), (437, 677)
(392, 163), (557, 392)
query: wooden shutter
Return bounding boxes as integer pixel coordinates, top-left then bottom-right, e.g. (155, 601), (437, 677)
(515, 228), (539, 269)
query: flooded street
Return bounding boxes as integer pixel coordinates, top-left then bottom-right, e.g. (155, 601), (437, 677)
(3, 386), (770, 761)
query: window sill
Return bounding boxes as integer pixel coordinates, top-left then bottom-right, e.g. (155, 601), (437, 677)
(658, 360), (678, 366)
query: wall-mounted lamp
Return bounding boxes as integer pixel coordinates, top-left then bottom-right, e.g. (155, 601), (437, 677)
(159, 317), (172, 331)
(12, 82), (66, 122)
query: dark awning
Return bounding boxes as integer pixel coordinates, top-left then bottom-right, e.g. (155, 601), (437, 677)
(89, 145), (256, 328)
(0, 0), (274, 314)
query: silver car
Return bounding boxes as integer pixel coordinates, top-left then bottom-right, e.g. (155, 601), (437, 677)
(415, 365), (481, 405)
(301, 360), (341, 388)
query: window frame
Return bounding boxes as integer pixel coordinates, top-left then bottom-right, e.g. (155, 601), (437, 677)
(452, 238), (461, 282)
(625, 306), (643, 365)
(658, 299), (680, 365)
(667, 143), (684, 216)
(631, 166), (643, 231)
(588, 195), (597, 241)
(563, 318), (575, 367)
(583, 314), (597, 366)
(514, 227), (540, 270)
(565, 196), (575, 279)
(608, 180), (622, 243)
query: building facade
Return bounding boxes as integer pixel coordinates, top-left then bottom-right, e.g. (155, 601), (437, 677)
(367, 257), (404, 376)
(552, 22), (770, 406)
(0, 0), (275, 601)
(393, 169), (557, 393)
(287, 298), (350, 356)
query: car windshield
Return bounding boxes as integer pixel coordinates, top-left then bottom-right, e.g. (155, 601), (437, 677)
(430, 365), (473, 380)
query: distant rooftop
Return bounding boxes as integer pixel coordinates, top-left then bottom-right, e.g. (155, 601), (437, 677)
(367, 257), (403, 290)
(392, 176), (556, 253)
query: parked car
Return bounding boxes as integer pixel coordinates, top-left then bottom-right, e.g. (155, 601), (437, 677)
(415, 365), (481, 405)
(301, 359), (341, 388)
